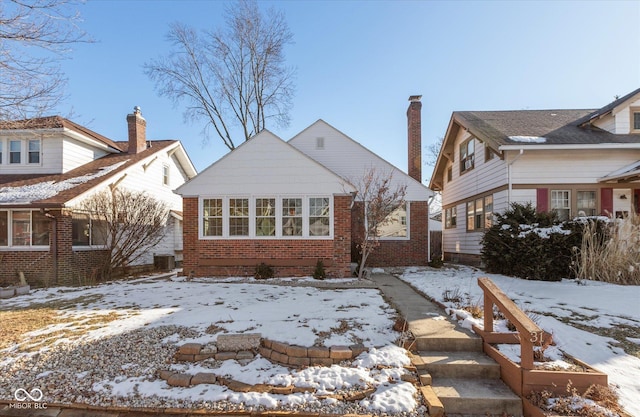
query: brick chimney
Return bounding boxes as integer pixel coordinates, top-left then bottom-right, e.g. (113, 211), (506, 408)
(407, 95), (422, 182)
(126, 106), (147, 154)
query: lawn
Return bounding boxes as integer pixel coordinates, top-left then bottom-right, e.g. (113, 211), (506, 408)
(0, 275), (422, 415)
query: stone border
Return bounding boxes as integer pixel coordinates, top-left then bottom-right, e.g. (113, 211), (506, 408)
(173, 336), (368, 368)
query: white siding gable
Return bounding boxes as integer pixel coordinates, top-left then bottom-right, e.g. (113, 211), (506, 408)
(289, 120), (432, 201)
(613, 97), (640, 134)
(177, 130), (353, 197)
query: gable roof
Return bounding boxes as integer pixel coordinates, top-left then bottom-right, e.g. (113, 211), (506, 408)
(0, 140), (186, 208)
(430, 88), (640, 191)
(0, 116), (122, 152)
(176, 129), (355, 197)
(288, 120), (433, 201)
(579, 87), (640, 127)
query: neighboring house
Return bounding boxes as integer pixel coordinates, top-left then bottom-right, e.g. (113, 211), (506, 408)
(430, 87), (640, 265)
(0, 108), (197, 287)
(177, 97), (433, 278)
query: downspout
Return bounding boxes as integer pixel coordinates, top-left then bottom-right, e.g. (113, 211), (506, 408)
(44, 211), (57, 286)
(427, 194), (435, 263)
(507, 149), (524, 205)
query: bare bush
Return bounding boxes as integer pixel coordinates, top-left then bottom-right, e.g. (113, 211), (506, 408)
(573, 215), (640, 285)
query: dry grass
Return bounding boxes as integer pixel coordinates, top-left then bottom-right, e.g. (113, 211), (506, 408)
(0, 295), (126, 353)
(529, 382), (623, 416)
(574, 215), (640, 285)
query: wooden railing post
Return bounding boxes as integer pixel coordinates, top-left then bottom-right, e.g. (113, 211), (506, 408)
(483, 292), (493, 333)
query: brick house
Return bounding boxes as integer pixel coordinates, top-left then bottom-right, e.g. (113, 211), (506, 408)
(0, 108), (197, 287)
(430, 87), (640, 265)
(177, 97), (433, 278)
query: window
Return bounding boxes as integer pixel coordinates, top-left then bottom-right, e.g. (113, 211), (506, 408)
(459, 138), (475, 174)
(316, 137), (325, 150)
(633, 110), (640, 131)
(28, 140), (40, 164)
(162, 164), (170, 186)
(4, 210), (49, 247)
(203, 199), (223, 236)
(72, 213), (108, 246)
(309, 197), (330, 236)
(551, 190), (570, 221)
(466, 194), (493, 231)
(376, 202), (408, 238)
(0, 211), (7, 246)
(577, 191), (596, 217)
(474, 198), (484, 229)
(9, 140), (21, 164)
(282, 198), (302, 236)
(447, 166), (453, 183)
(0, 141), (3, 164)
(256, 198), (276, 236)
(445, 206), (457, 229)
(485, 143), (495, 162)
(229, 198), (249, 236)
(484, 195), (493, 228)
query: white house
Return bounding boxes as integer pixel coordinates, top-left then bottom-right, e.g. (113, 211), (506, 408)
(430, 87), (640, 264)
(0, 108), (197, 286)
(177, 97), (434, 278)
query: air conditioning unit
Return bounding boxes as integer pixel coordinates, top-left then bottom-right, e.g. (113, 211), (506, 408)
(154, 255), (175, 271)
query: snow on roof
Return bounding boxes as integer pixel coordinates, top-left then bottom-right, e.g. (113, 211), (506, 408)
(508, 135), (547, 143)
(0, 160), (128, 204)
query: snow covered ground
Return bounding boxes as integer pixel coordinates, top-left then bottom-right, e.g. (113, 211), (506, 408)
(0, 275), (422, 415)
(400, 265), (640, 417)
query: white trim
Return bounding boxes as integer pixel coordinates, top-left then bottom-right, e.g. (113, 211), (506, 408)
(500, 143), (640, 151)
(198, 195), (334, 240)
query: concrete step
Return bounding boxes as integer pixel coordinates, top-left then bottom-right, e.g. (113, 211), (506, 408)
(415, 351), (501, 379)
(431, 377), (523, 416)
(414, 335), (482, 352)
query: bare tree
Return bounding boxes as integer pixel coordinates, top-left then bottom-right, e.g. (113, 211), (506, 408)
(80, 188), (169, 279)
(0, 0), (90, 120)
(145, 0), (295, 150)
(351, 168), (407, 279)
(425, 136), (444, 167)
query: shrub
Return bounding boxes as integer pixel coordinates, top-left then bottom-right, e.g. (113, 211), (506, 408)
(313, 259), (326, 280)
(481, 203), (606, 281)
(254, 263), (274, 279)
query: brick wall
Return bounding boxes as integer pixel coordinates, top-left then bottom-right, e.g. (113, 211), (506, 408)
(182, 196), (352, 278)
(351, 201), (429, 267)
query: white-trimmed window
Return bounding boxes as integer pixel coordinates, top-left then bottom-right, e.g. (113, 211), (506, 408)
(551, 190), (570, 221)
(309, 198), (330, 236)
(376, 202), (409, 239)
(577, 191), (596, 217)
(282, 198), (302, 236)
(632, 110), (640, 132)
(256, 198), (276, 236)
(9, 140), (21, 164)
(203, 198), (223, 237)
(200, 196), (332, 239)
(28, 139), (40, 164)
(162, 164), (170, 186)
(229, 198), (249, 236)
(0, 210), (49, 247)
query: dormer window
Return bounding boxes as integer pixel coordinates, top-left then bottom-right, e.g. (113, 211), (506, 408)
(28, 139), (40, 164)
(9, 140), (21, 164)
(633, 110), (640, 132)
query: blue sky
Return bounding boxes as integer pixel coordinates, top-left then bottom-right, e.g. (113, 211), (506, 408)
(56, 0), (640, 181)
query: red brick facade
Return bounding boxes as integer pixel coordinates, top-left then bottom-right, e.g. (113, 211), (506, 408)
(182, 195), (352, 278)
(351, 201), (429, 267)
(0, 209), (110, 288)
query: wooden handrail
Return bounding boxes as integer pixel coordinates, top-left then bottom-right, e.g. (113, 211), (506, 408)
(477, 277), (548, 369)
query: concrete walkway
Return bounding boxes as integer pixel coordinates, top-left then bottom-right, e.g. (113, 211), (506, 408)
(369, 273), (480, 349)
